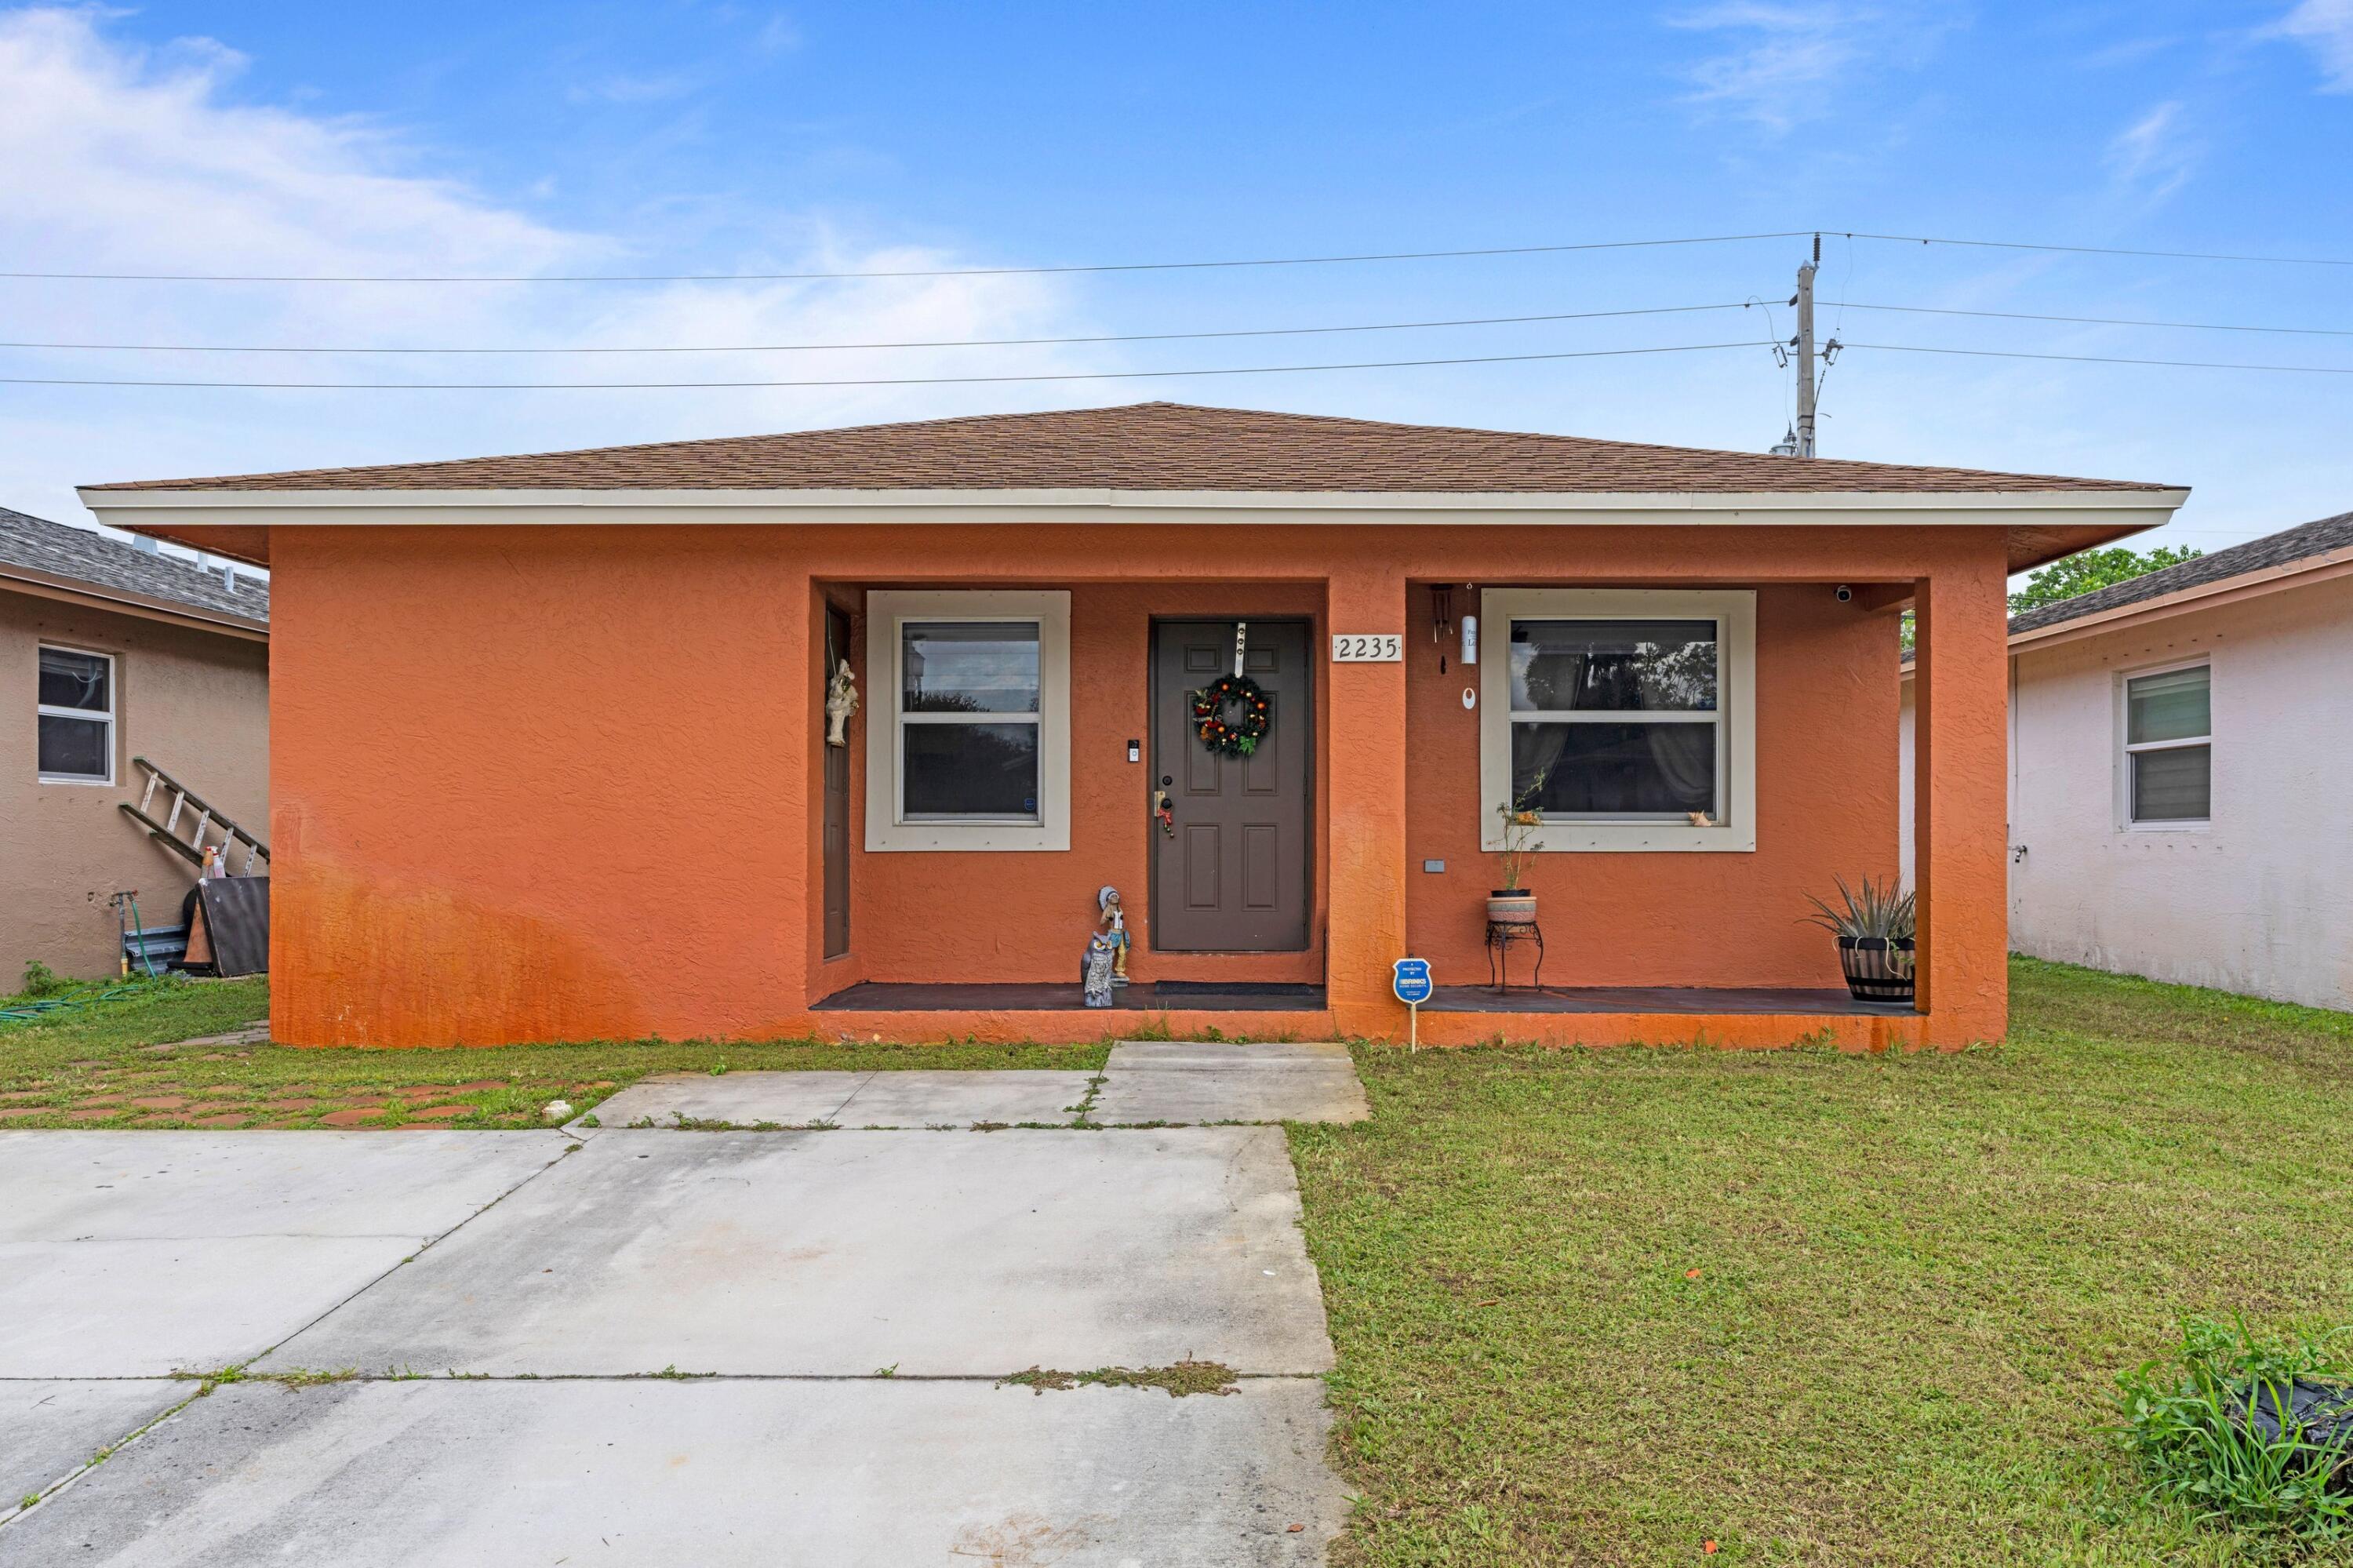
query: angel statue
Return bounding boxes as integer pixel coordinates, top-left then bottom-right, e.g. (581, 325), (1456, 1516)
(824, 659), (860, 748)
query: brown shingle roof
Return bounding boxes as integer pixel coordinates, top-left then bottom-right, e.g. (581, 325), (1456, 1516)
(85, 402), (2176, 495)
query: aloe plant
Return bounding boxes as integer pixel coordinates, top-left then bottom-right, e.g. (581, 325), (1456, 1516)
(1801, 875), (1915, 944)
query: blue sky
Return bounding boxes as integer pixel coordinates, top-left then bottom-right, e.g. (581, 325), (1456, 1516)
(2, 2), (2349, 558)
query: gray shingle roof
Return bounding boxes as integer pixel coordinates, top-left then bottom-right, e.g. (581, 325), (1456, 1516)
(2008, 509), (2353, 636)
(85, 401), (2177, 496)
(0, 506), (268, 627)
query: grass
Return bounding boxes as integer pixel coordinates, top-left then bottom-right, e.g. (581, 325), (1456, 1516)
(0, 974), (1106, 1130)
(998, 1360), (1241, 1398)
(1289, 958), (2353, 1566)
(2118, 1317), (2353, 1554)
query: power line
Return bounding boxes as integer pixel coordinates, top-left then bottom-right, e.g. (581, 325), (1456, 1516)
(4, 337), (2343, 390)
(0, 231), (1811, 285)
(1842, 301), (2353, 338)
(7, 226), (2349, 286)
(13, 297), (2337, 359)
(1839, 231), (2353, 269)
(0, 338), (1779, 390)
(1848, 342), (2353, 373)
(0, 301), (1755, 355)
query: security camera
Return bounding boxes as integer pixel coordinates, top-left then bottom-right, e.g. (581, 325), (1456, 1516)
(1835, 584), (1853, 602)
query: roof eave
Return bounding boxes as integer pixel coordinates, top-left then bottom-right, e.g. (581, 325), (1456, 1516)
(0, 562), (268, 640)
(78, 484), (2188, 515)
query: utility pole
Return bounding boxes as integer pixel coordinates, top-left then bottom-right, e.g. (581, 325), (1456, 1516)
(1794, 233), (1819, 457)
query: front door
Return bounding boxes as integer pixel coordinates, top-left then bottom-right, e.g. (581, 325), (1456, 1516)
(1151, 619), (1311, 951)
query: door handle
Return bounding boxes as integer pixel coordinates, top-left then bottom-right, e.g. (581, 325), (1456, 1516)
(1152, 789), (1174, 837)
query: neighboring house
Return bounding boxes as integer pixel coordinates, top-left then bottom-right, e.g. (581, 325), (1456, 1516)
(79, 402), (2183, 1050)
(1900, 510), (2353, 1011)
(1, 507), (269, 984)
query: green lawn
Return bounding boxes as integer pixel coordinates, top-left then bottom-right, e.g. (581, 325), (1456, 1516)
(0, 976), (1103, 1128)
(1290, 959), (2353, 1565)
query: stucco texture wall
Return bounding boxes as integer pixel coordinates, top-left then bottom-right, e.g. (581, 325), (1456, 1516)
(1995, 577), (2353, 1010)
(1406, 582), (1901, 988)
(1, 588), (268, 983)
(824, 581), (1328, 993)
(269, 520), (2002, 1047)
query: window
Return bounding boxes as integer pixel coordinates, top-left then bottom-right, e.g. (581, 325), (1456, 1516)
(2123, 664), (2209, 825)
(866, 591), (1070, 851)
(37, 646), (115, 784)
(1479, 590), (1756, 853)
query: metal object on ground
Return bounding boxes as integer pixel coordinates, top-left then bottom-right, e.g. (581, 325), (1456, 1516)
(119, 757), (270, 875)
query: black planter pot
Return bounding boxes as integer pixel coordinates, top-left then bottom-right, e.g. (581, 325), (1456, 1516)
(1836, 936), (1915, 1003)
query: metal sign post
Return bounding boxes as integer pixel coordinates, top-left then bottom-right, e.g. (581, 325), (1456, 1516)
(1391, 957), (1433, 1052)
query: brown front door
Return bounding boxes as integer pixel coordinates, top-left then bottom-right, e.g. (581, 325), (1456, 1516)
(822, 602), (853, 959)
(1151, 620), (1311, 951)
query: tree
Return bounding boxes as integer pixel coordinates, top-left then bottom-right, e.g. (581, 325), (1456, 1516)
(2008, 545), (2201, 617)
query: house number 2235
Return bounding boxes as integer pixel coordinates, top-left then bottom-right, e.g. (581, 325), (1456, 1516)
(1330, 634), (1403, 662)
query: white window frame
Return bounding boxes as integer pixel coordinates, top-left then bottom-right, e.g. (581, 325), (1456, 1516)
(36, 643), (116, 786)
(1478, 588), (1756, 853)
(865, 590), (1070, 852)
(2116, 657), (2211, 832)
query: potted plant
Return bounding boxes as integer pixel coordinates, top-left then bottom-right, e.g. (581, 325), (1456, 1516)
(1802, 875), (1916, 1003)
(1489, 770), (1547, 926)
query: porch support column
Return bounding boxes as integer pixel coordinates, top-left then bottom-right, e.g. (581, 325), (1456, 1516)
(1325, 563), (1409, 1039)
(1911, 555), (2009, 1048)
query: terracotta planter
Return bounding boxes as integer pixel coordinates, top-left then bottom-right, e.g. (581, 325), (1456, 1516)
(1487, 889), (1538, 926)
(1837, 935), (1915, 1004)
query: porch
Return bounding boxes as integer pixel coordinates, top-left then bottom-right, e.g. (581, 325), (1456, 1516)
(806, 555), (1980, 1053)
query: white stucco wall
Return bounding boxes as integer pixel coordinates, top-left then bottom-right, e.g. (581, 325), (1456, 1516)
(1900, 574), (2353, 1011)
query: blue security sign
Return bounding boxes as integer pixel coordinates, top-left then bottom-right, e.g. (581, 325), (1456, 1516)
(1391, 958), (1433, 1006)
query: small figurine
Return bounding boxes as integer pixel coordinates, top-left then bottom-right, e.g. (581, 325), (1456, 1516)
(824, 659), (860, 748)
(1082, 932), (1118, 1008)
(1097, 885), (1130, 985)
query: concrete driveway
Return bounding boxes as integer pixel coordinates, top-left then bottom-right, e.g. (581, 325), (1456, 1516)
(0, 1050), (1358, 1566)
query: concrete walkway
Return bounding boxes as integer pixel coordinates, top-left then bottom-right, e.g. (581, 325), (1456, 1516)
(585, 1039), (1370, 1130)
(0, 1055), (1367, 1565)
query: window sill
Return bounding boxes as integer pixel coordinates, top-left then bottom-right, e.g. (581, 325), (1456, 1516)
(867, 822), (1069, 853)
(38, 775), (115, 787)
(1483, 827), (1756, 853)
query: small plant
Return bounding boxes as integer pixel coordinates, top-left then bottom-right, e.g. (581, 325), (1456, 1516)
(2117, 1316), (2353, 1548)
(18, 960), (67, 998)
(1494, 769), (1549, 890)
(1801, 876), (1915, 947)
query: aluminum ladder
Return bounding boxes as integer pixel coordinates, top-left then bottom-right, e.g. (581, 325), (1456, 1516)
(119, 756), (270, 875)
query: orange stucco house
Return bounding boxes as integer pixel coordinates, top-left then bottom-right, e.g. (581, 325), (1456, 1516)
(79, 403), (2184, 1050)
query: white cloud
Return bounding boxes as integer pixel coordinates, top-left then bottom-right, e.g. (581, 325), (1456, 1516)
(2105, 100), (2198, 202)
(1664, 2), (1964, 133)
(0, 7), (1108, 525)
(567, 71), (697, 105)
(2264, 0), (2353, 89)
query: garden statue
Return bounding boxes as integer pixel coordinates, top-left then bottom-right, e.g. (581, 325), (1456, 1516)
(1096, 885), (1131, 986)
(1082, 931), (1118, 1008)
(824, 658), (859, 748)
